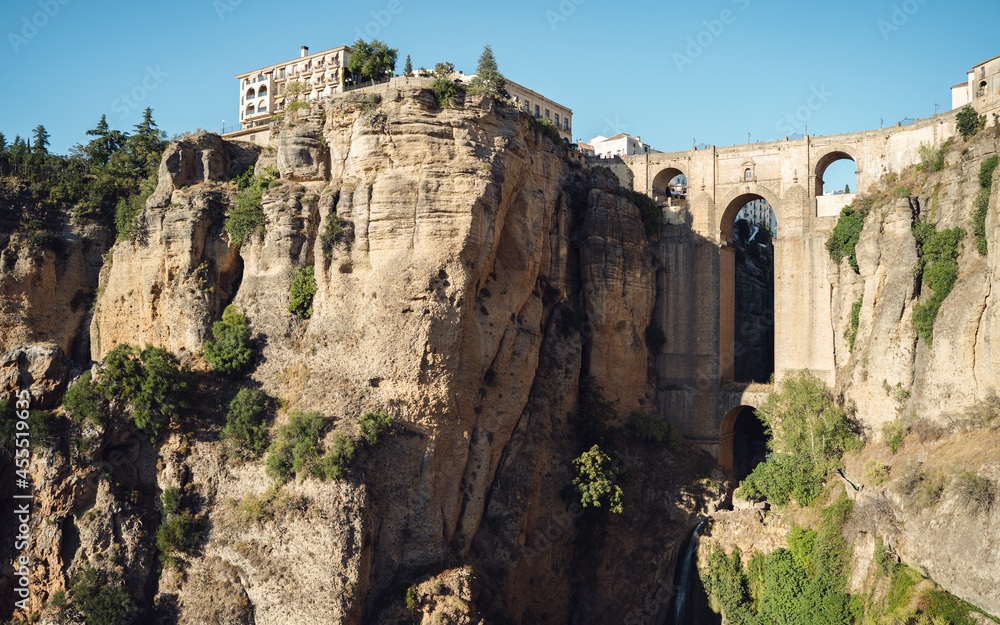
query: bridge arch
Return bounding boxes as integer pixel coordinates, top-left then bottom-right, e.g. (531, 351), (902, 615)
(813, 146), (860, 196)
(717, 185), (781, 242)
(718, 405), (768, 480)
(651, 165), (688, 203)
(718, 188), (778, 385)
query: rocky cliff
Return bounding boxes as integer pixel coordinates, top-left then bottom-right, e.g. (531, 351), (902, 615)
(1, 87), (715, 624)
(831, 131), (1000, 429)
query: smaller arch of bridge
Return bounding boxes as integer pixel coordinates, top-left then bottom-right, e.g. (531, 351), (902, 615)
(651, 164), (688, 202)
(812, 145), (860, 197)
(718, 405), (768, 480)
(717, 184), (781, 241)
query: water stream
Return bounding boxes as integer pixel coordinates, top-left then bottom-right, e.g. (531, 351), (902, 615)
(672, 521), (704, 625)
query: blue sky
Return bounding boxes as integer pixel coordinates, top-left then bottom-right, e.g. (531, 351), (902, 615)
(2, 0), (997, 193)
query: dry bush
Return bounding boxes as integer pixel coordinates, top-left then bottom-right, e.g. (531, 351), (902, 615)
(952, 472), (995, 515)
(963, 393), (1000, 430)
(894, 465), (946, 509)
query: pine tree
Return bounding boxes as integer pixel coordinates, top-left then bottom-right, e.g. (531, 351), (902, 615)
(0, 132), (6, 153)
(31, 125), (50, 154)
(844, 184), (851, 194)
(403, 54), (413, 77)
(470, 44), (508, 98)
(84, 115), (127, 166)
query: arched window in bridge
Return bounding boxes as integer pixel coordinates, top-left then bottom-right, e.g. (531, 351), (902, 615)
(745, 168), (752, 181)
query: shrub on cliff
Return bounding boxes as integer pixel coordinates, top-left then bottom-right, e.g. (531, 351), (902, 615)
(826, 203), (867, 273)
(99, 344), (193, 439)
(956, 105), (985, 141)
(221, 388), (270, 458)
(266, 411), (357, 482)
(911, 221), (965, 344)
(738, 371), (860, 505)
(358, 410), (393, 445)
(626, 409), (683, 452)
(627, 190), (662, 237)
(226, 167), (278, 247)
(288, 265), (317, 319)
(62, 370), (106, 426)
(155, 511), (202, 566)
(321, 212), (346, 258)
(203, 305), (254, 376)
(952, 471), (995, 514)
(68, 567), (135, 625)
(572, 444), (623, 513)
(974, 156), (998, 255)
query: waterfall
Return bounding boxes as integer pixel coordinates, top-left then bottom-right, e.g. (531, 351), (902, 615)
(673, 521), (705, 625)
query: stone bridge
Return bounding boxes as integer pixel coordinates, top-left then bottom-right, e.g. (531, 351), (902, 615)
(616, 113), (959, 473)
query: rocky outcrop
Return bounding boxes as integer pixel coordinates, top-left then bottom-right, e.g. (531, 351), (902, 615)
(2, 87), (698, 624)
(832, 137), (1000, 430)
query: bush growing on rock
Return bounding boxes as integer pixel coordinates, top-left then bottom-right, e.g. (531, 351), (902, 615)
(62, 371), (106, 425)
(956, 105), (985, 141)
(571, 444), (623, 513)
(221, 388), (270, 458)
(68, 567), (135, 625)
(100, 344), (193, 439)
(737, 371), (860, 506)
(358, 410), (393, 445)
(203, 305), (254, 376)
(626, 409), (683, 452)
(952, 471), (994, 514)
(226, 167), (278, 248)
(266, 411), (357, 482)
(911, 221), (964, 344)
(826, 203), (867, 273)
(288, 266), (317, 319)
(155, 511), (202, 566)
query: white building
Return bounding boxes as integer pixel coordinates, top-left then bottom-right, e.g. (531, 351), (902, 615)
(588, 133), (657, 158)
(236, 45), (350, 130)
(952, 54), (1000, 111)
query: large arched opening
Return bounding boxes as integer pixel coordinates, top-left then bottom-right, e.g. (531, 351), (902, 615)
(719, 192), (777, 384)
(651, 167), (687, 205)
(814, 150), (858, 217)
(718, 405), (769, 481)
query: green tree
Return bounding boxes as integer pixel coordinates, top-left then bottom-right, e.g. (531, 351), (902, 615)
(403, 54), (413, 77)
(221, 388), (270, 457)
(572, 444), (624, 513)
(844, 183), (850, 193)
(825, 203), (866, 273)
(469, 43), (508, 98)
(288, 266), (317, 319)
(358, 410), (392, 445)
(84, 115), (128, 166)
(31, 124), (50, 154)
(203, 305), (254, 376)
(956, 105), (985, 140)
(98, 344), (192, 439)
(69, 567), (135, 625)
(0, 131), (6, 153)
(346, 38), (398, 85)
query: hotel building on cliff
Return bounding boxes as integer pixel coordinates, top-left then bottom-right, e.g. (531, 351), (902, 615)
(230, 44), (572, 143)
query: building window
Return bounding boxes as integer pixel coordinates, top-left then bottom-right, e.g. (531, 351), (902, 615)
(535, 105), (540, 118)
(258, 86), (268, 98)
(564, 119), (569, 131)
(745, 168), (752, 181)
(245, 88), (255, 101)
(555, 114), (559, 126)
(280, 68), (285, 78)
(545, 109), (550, 119)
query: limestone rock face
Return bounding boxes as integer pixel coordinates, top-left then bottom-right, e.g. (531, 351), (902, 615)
(91, 185), (244, 360)
(0, 206), (109, 362)
(275, 119), (327, 181)
(834, 144), (1000, 429)
(0, 344), (70, 409)
(149, 133), (260, 209)
(829, 139), (1000, 613)
(2, 89), (686, 624)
